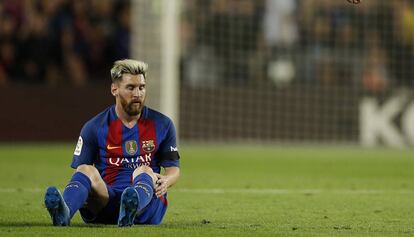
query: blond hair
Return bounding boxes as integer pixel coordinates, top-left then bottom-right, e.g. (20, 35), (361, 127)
(110, 59), (148, 82)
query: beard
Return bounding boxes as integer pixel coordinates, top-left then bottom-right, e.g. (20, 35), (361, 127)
(120, 96), (144, 116)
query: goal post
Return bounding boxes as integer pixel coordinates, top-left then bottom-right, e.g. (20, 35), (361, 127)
(160, 0), (181, 132)
(131, 0), (181, 131)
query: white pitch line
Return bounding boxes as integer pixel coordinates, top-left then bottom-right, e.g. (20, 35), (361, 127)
(0, 188), (413, 195)
(175, 188), (315, 194)
(174, 188), (414, 195)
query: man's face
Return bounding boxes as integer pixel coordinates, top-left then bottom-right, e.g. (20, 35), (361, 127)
(112, 73), (146, 117)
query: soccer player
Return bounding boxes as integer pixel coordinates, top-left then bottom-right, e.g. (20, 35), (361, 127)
(44, 59), (180, 227)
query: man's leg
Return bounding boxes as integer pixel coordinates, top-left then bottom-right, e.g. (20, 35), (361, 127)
(44, 165), (109, 226)
(118, 166), (157, 227)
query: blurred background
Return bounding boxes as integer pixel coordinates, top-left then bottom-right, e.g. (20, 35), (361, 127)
(0, 0), (413, 148)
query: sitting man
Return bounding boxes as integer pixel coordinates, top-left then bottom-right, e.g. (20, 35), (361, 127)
(44, 59), (180, 226)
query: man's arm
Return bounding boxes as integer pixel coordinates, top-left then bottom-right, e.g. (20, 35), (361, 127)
(71, 121), (98, 168)
(155, 166), (180, 198)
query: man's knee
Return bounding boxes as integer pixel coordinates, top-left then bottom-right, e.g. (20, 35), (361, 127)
(75, 165), (109, 214)
(133, 166), (157, 184)
(76, 164), (101, 184)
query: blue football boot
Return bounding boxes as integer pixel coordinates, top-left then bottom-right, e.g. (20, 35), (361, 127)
(118, 187), (140, 227)
(44, 186), (70, 226)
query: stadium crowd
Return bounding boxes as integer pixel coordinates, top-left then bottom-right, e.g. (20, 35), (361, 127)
(0, 0), (130, 87)
(1, 0), (414, 93)
(297, 0), (414, 92)
(181, 0), (414, 92)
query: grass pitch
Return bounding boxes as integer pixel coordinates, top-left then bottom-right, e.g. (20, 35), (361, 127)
(0, 144), (413, 236)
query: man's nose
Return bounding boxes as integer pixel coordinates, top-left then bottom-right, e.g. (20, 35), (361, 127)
(133, 88), (142, 97)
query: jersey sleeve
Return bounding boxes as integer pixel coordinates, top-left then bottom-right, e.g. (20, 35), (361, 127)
(70, 121), (98, 168)
(158, 120), (180, 168)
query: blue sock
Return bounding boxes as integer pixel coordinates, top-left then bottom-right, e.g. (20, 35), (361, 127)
(63, 172), (92, 218)
(133, 173), (154, 211)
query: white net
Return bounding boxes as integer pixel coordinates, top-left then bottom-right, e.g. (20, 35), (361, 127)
(133, 0), (414, 147)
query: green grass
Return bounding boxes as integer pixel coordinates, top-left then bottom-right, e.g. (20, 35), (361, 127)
(0, 144), (414, 236)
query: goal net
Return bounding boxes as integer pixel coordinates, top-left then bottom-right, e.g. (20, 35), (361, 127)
(132, 0), (414, 147)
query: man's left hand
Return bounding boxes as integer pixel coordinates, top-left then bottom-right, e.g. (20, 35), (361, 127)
(155, 173), (169, 198)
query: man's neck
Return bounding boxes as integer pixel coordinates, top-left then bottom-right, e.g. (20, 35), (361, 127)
(115, 104), (140, 128)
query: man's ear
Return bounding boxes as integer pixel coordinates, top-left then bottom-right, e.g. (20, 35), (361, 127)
(111, 83), (118, 97)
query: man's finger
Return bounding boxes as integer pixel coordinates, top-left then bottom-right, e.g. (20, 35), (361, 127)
(156, 184), (166, 192)
(157, 177), (167, 184)
(157, 190), (166, 197)
(156, 186), (166, 195)
(155, 182), (165, 191)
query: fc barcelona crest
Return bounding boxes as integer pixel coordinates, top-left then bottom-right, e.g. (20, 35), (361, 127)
(142, 140), (155, 153)
(125, 140), (138, 155)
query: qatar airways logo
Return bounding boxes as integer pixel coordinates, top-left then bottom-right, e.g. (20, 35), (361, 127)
(108, 153), (152, 168)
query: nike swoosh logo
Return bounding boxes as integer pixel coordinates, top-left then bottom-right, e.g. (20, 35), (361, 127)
(107, 144), (122, 150)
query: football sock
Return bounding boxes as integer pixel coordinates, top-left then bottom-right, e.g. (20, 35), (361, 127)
(133, 173), (154, 211)
(63, 172), (92, 218)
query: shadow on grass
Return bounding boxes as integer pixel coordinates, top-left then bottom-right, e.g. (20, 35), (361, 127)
(0, 222), (115, 228)
(0, 220), (208, 229)
(0, 222), (50, 227)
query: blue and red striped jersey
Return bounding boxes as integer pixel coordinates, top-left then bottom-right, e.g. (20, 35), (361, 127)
(71, 105), (180, 192)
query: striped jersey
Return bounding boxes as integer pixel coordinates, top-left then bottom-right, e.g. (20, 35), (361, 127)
(71, 105), (180, 192)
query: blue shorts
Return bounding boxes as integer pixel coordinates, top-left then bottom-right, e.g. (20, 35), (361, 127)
(79, 186), (168, 225)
